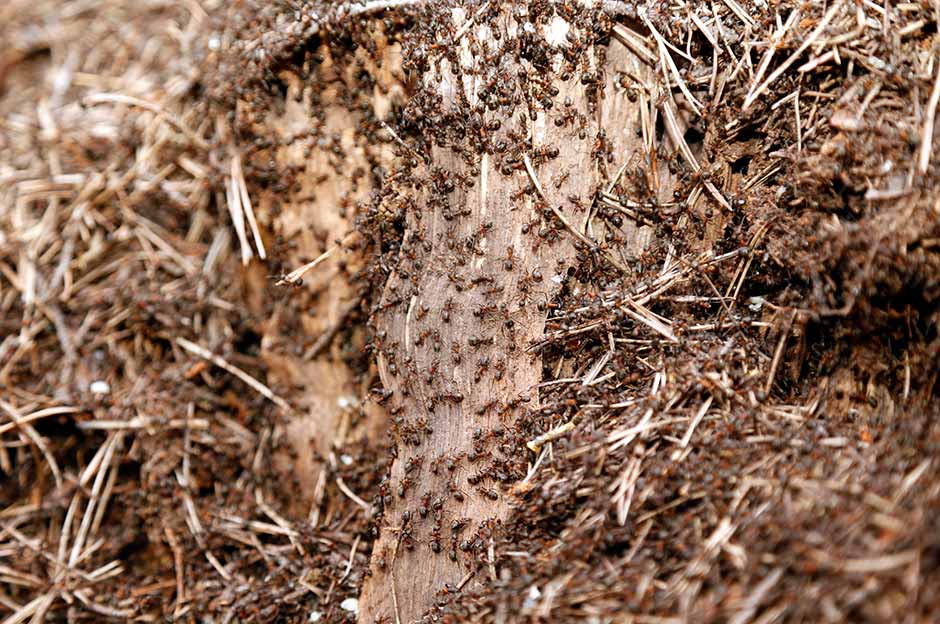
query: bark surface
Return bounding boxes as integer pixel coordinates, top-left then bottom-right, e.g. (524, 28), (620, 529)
(360, 7), (652, 622)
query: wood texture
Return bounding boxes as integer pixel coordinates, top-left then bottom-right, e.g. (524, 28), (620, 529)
(254, 35), (404, 508)
(360, 8), (652, 622)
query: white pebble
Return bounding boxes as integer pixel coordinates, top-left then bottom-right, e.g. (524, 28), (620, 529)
(545, 15), (570, 46)
(522, 586), (541, 610)
(308, 611), (322, 622)
(340, 598), (358, 614)
(90, 380), (110, 395)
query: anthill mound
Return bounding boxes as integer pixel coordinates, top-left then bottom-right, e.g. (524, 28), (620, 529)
(1, 1), (938, 622)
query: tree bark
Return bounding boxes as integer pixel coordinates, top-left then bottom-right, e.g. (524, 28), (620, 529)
(359, 6), (655, 622)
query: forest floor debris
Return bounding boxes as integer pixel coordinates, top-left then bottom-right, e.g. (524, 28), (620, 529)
(2, 0), (939, 622)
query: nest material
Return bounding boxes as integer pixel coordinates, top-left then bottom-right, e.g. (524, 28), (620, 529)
(2, 0), (939, 622)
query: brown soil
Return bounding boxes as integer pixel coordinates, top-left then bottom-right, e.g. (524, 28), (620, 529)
(2, 1), (938, 623)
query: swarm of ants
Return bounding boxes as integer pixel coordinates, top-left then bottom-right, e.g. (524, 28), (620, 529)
(2, 0), (939, 622)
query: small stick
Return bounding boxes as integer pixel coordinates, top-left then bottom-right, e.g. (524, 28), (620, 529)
(233, 151), (266, 259)
(4, 593), (54, 624)
(69, 433), (121, 567)
(743, 1), (843, 111)
(523, 154), (629, 273)
(644, 16), (703, 117)
(379, 121), (417, 157)
(523, 154), (594, 251)
(679, 396), (714, 448)
(451, 0), (491, 43)
(610, 455), (643, 525)
(721, 0), (757, 29)
(660, 99), (731, 210)
(390, 528), (403, 624)
(624, 519), (652, 563)
(256, 487), (306, 556)
(903, 351), (911, 401)
(749, 9), (802, 101)
(276, 232), (357, 286)
(919, 56), (940, 173)
(303, 296), (362, 359)
(164, 526), (187, 616)
(688, 11), (718, 48)
(621, 299), (678, 343)
(336, 477), (372, 513)
(764, 310), (797, 395)
(339, 534), (362, 584)
(175, 337), (293, 414)
(727, 220), (773, 300)
(795, 85), (803, 152)
(83, 93), (209, 149)
(0, 405), (80, 436)
(225, 168), (252, 266)
(205, 551), (231, 581)
(487, 539), (497, 582)
(527, 421), (575, 453)
(0, 400), (63, 491)
(611, 24), (657, 65)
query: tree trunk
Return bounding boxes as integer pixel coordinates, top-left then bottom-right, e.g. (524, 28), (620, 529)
(253, 32), (405, 513)
(359, 6), (657, 622)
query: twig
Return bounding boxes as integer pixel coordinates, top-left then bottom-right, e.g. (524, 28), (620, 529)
(379, 121), (418, 158)
(276, 232), (357, 286)
(679, 396), (714, 449)
(232, 151), (266, 259)
(764, 310), (797, 395)
(390, 528), (403, 624)
(303, 296), (362, 359)
(0, 405), (80, 436)
(523, 154), (629, 273)
(0, 400), (63, 491)
(721, 0), (757, 29)
(726, 221), (773, 300)
(174, 337), (293, 414)
(339, 535), (361, 584)
(621, 299), (678, 343)
(69, 433), (122, 567)
(728, 568), (783, 624)
(919, 56), (940, 174)
(611, 24), (657, 65)
(527, 421), (575, 453)
(164, 527), (187, 616)
(487, 538), (498, 582)
(83, 93), (209, 149)
(523, 154), (594, 250)
(336, 477), (372, 514)
(660, 99), (731, 210)
(643, 14), (703, 117)
(452, 1), (491, 43)
(749, 9), (802, 103)
(610, 455), (643, 525)
(743, 1), (844, 111)
(225, 166), (252, 266)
